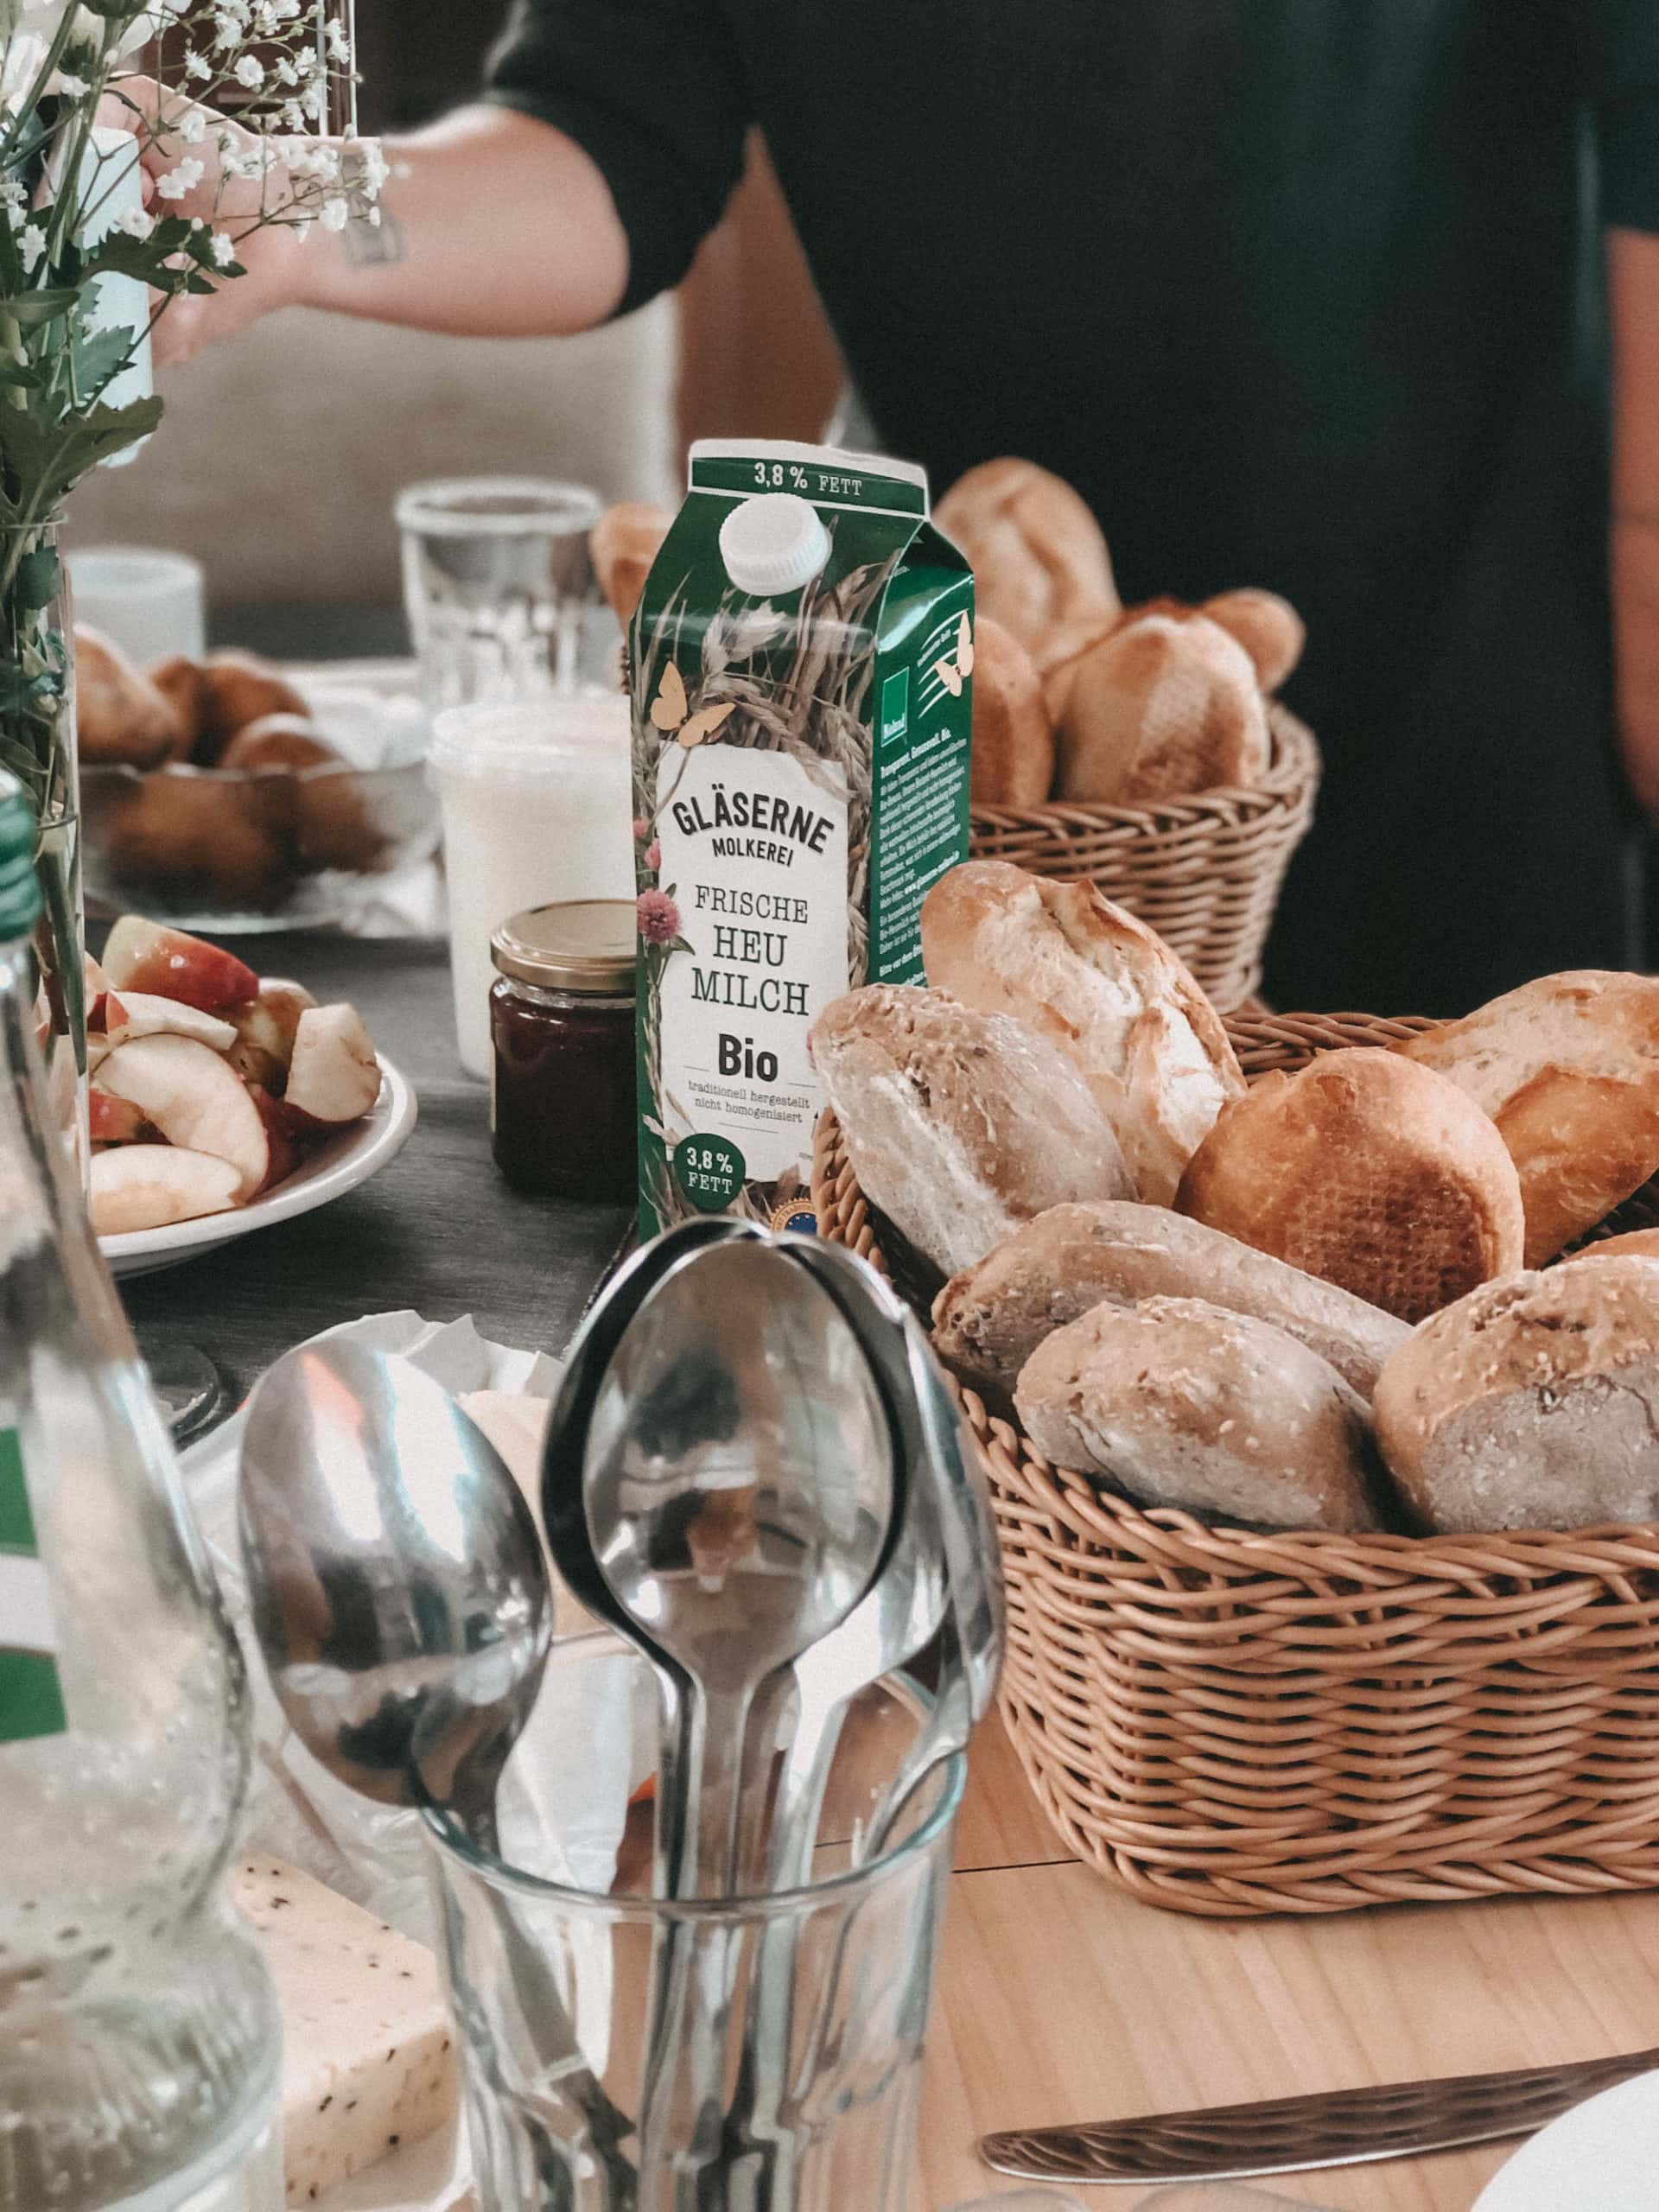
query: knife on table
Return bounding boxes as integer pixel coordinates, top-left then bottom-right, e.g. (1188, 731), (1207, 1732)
(977, 2045), (1659, 2186)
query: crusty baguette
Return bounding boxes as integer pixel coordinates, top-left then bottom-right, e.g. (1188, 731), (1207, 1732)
(1049, 609), (1269, 804)
(969, 615), (1054, 806)
(592, 500), (672, 631)
(931, 1199), (1409, 1404)
(1395, 971), (1659, 1265)
(809, 984), (1135, 1278)
(1176, 1047), (1525, 1324)
(1199, 588), (1306, 693)
(1372, 1256), (1659, 1531)
(1015, 1294), (1383, 1533)
(920, 860), (1243, 1205)
(934, 457), (1119, 667)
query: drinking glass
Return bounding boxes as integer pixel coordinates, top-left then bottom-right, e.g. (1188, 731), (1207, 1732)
(397, 477), (604, 713)
(69, 546), (206, 662)
(421, 1643), (963, 2212)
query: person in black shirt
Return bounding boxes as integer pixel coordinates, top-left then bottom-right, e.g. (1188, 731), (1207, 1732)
(138, 3), (1659, 1014)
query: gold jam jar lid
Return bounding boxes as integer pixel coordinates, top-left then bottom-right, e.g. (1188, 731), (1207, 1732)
(491, 899), (638, 995)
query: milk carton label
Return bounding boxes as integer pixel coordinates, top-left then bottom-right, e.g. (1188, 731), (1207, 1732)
(633, 439), (973, 1235)
(653, 744), (849, 1189)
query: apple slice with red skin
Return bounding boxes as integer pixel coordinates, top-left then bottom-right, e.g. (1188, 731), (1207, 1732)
(92, 989), (238, 1057)
(251, 1086), (302, 1192)
(227, 977), (317, 1093)
(88, 1089), (152, 1145)
(89, 1146), (241, 1235)
(283, 1003), (380, 1127)
(95, 1033), (270, 1199)
(101, 916), (258, 1015)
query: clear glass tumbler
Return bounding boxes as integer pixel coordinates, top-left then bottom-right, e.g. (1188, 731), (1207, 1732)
(397, 476), (604, 713)
(423, 1735), (963, 2212)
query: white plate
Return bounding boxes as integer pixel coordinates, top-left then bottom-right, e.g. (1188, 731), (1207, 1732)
(99, 1056), (417, 1278)
(1474, 2067), (1659, 2209)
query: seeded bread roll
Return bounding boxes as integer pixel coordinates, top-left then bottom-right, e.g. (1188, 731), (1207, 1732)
(1372, 1256), (1659, 1531)
(1048, 609), (1270, 804)
(920, 859), (1243, 1204)
(592, 500), (672, 632)
(1015, 1295), (1383, 1533)
(934, 457), (1120, 669)
(931, 1199), (1409, 1404)
(1395, 970), (1659, 1265)
(969, 615), (1054, 805)
(810, 983), (1135, 1277)
(1176, 1047), (1525, 1324)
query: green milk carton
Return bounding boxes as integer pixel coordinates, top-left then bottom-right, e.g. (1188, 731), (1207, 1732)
(631, 439), (974, 1237)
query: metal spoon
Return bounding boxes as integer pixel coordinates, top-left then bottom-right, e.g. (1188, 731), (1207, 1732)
(238, 1339), (550, 1844)
(541, 1216), (766, 1895)
(238, 1342), (635, 2205)
(582, 1235), (899, 1898)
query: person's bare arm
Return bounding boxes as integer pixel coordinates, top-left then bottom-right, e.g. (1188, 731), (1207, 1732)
(140, 99), (631, 365)
(1611, 226), (1659, 817)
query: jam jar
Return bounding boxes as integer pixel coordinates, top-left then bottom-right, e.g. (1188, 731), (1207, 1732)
(489, 899), (637, 1200)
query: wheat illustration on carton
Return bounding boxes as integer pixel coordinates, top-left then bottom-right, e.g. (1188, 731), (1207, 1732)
(631, 441), (974, 1237)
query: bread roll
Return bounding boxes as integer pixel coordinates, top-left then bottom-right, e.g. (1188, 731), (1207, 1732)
(1049, 609), (1269, 803)
(75, 626), (188, 769)
(1565, 1227), (1659, 1265)
(920, 859), (1243, 1204)
(219, 717), (344, 774)
(931, 1199), (1409, 1403)
(97, 767), (296, 907)
(934, 458), (1119, 667)
(1395, 971), (1659, 1265)
(148, 653), (205, 749)
(1015, 1295), (1382, 1533)
(193, 652), (311, 764)
(1176, 1048), (1525, 1324)
(969, 616), (1053, 805)
(809, 983), (1135, 1277)
(1373, 1256), (1659, 1531)
(592, 501), (671, 631)
(1199, 588), (1306, 692)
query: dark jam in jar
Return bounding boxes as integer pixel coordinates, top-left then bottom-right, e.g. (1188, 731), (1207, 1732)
(490, 899), (637, 1201)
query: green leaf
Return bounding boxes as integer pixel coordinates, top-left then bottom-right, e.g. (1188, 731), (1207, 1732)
(4, 290), (78, 328)
(0, 357), (46, 394)
(69, 322), (132, 402)
(11, 544), (57, 614)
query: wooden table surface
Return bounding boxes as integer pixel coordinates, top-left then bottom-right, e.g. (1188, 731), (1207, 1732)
(116, 925), (1659, 2212)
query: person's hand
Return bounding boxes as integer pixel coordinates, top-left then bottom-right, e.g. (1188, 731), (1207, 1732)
(1614, 512), (1659, 823)
(107, 77), (311, 365)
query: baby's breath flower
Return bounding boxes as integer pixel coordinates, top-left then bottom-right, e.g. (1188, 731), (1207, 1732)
(318, 194), (348, 232)
(177, 106), (206, 143)
(154, 156), (204, 200)
(184, 48), (211, 79)
(324, 16), (349, 61)
(17, 222), (45, 273)
(210, 230), (234, 267)
(54, 71), (89, 97)
(232, 52), (264, 89)
(114, 205), (153, 240)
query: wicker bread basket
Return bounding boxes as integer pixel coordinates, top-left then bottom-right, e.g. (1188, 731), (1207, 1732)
(812, 1007), (1659, 1918)
(968, 705), (1319, 1013)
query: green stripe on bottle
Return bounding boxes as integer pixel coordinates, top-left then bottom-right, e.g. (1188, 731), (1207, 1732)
(0, 1424), (36, 1553)
(0, 1646), (67, 1741)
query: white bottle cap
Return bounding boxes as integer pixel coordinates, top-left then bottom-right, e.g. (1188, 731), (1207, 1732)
(718, 493), (831, 597)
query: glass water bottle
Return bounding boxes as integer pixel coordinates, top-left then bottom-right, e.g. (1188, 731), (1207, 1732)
(0, 769), (282, 2212)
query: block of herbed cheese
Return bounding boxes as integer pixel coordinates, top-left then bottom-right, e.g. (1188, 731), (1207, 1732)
(234, 1857), (461, 2206)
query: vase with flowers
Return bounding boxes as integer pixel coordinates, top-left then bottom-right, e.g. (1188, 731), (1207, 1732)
(0, 0), (381, 1140)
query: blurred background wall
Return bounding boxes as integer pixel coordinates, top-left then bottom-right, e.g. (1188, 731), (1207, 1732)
(63, 0), (846, 626)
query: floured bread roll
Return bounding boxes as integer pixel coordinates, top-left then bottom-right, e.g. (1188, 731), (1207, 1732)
(1015, 1295), (1382, 1533)
(1048, 608), (1269, 804)
(809, 983), (1135, 1277)
(1567, 1226), (1659, 1265)
(969, 615), (1054, 805)
(931, 1199), (1408, 1404)
(1395, 970), (1659, 1265)
(1198, 588), (1306, 693)
(1373, 1256), (1659, 1531)
(920, 859), (1243, 1204)
(1177, 1047), (1525, 1324)
(934, 457), (1120, 668)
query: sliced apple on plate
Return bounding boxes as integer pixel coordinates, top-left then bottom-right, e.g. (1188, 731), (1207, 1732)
(227, 976), (316, 1091)
(91, 989), (238, 1061)
(89, 1090), (152, 1145)
(96, 1033), (275, 1199)
(102, 915), (258, 1014)
(284, 1003), (380, 1126)
(89, 1145), (241, 1235)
